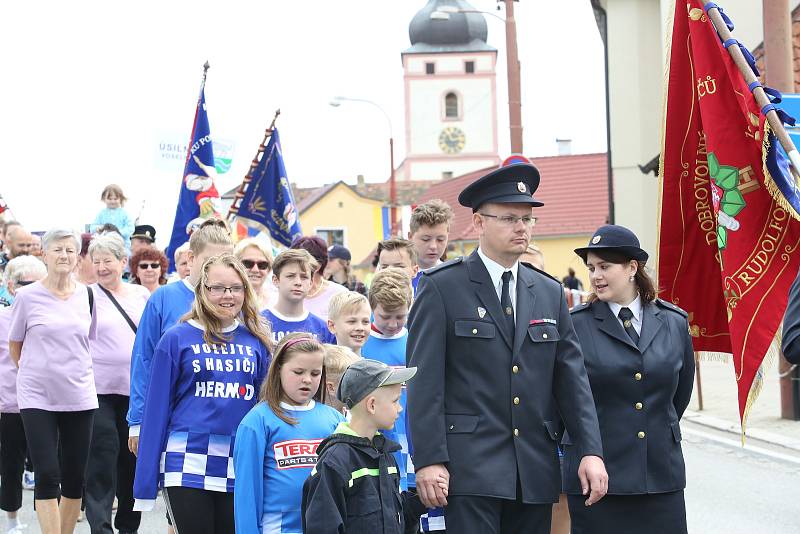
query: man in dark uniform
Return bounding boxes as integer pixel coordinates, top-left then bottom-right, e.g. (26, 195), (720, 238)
(782, 267), (800, 364)
(407, 164), (607, 534)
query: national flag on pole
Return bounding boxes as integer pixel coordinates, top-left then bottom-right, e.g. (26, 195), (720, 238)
(234, 128), (302, 247)
(0, 195), (9, 215)
(166, 69), (222, 270)
(659, 0), (800, 426)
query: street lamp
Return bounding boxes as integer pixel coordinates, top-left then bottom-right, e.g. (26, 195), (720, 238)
(431, 1), (523, 154)
(329, 96), (397, 234)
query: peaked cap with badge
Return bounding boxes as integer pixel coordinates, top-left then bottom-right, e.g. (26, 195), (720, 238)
(574, 224), (648, 262)
(131, 224), (156, 243)
(458, 163), (543, 210)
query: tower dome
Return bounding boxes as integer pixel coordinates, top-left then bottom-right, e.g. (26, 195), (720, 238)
(406, 0), (496, 53)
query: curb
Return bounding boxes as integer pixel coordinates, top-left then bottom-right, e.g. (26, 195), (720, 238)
(683, 409), (800, 452)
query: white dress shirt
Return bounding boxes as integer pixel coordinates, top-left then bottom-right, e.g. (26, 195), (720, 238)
(608, 294), (643, 335)
(477, 247), (519, 321)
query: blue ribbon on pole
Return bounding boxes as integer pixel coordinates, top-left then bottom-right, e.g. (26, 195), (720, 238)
(762, 104), (797, 126)
(704, 2), (734, 31)
(722, 38), (760, 77)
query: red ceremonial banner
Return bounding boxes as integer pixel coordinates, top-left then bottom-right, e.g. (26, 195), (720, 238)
(659, 1), (800, 425)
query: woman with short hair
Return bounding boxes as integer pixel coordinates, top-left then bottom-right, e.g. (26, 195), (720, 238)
(234, 238), (276, 310)
(85, 233), (151, 534)
(8, 228), (98, 534)
(129, 245), (168, 294)
(0, 256), (46, 534)
(564, 225), (694, 534)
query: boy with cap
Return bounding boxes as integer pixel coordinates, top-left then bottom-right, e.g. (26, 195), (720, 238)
(302, 359), (437, 534)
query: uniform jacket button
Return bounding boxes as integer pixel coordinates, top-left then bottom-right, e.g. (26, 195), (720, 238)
(512, 365), (519, 374)
(638, 431), (646, 439)
(635, 402), (643, 410)
(513, 428), (520, 437)
(472, 328), (478, 334)
(513, 397), (520, 405)
(635, 372), (643, 381)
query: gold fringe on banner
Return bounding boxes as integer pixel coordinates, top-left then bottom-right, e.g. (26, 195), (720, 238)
(740, 330), (783, 444)
(762, 121), (800, 222)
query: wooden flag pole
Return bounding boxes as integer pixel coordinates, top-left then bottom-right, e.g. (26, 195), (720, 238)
(695, 352), (704, 410)
(702, 2), (800, 175)
(226, 109), (281, 222)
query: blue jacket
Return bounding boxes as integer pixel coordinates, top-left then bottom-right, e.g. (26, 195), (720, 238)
(127, 279), (194, 431)
(782, 268), (800, 364)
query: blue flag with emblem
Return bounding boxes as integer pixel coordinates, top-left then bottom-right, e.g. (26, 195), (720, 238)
(235, 128), (302, 247)
(166, 72), (222, 271)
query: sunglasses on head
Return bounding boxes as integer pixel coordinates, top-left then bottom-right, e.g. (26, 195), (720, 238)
(138, 263), (161, 270)
(15, 280), (35, 287)
(242, 259), (270, 270)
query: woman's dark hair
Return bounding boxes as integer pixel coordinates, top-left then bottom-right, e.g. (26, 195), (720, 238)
(584, 249), (656, 304)
(129, 245), (169, 286)
(290, 236), (329, 275)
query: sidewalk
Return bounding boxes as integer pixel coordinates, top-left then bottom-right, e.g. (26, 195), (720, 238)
(685, 357), (800, 451)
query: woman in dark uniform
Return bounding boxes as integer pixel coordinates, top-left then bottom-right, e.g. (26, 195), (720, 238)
(563, 225), (694, 534)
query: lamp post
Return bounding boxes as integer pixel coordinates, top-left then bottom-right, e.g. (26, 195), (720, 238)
(329, 96), (397, 234)
(431, 1), (523, 154)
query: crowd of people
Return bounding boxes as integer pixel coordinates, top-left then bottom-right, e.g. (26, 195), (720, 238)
(0, 165), (701, 534)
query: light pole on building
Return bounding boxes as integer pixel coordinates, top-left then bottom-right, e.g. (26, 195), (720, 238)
(431, 1), (523, 154)
(329, 96), (397, 234)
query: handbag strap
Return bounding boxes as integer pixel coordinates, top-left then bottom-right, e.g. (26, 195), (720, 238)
(96, 284), (137, 334)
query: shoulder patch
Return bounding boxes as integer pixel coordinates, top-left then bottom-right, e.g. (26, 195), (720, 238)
(570, 301), (591, 314)
(424, 256), (464, 275)
(655, 298), (688, 318)
(520, 262), (561, 285)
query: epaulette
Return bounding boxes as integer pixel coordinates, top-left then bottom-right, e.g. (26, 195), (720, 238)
(655, 298), (688, 317)
(570, 301), (591, 314)
(520, 262), (561, 285)
(424, 256), (464, 276)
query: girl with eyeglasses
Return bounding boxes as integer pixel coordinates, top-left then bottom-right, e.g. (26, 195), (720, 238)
(133, 253), (273, 533)
(129, 246), (169, 294)
(234, 238), (277, 311)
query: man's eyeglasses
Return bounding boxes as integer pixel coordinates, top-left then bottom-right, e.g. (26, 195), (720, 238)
(138, 263), (161, 270)
(478, 213), (536, 227)
(205, 285), (245, 296)
(241, 259), (270, 271)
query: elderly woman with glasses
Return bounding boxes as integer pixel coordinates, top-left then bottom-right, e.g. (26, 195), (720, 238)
(0, 256), (46, 533)
(234, 238), (276, 310)
(129, 245), (169, 294)
(85, 233), (151, 534)
(8, 228), (98, 534)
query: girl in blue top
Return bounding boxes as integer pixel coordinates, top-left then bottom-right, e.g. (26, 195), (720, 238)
(133, 253), (273, 534)
(234, 333), (344, 534)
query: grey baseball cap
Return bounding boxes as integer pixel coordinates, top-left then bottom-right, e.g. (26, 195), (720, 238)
(337, 359), (417, 409)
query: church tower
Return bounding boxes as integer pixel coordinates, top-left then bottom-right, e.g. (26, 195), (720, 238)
(398, 0), (500, 182)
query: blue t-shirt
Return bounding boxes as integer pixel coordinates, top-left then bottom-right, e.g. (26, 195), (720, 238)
(234, 400), (343, 534)
(133, 320), (270, 510)
(362, 327), (410, 490)
(261, 308), (335, 345)
(128, 279), (195, 428)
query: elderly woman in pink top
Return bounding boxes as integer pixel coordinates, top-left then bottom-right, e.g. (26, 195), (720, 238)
(85, 233), (150, 534)
(8, 228), (98, 534)
(0, 256), (46, 534)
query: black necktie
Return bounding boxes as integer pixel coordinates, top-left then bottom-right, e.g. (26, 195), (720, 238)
(501, 271), (515, 336)
(618, 307), (639, 345)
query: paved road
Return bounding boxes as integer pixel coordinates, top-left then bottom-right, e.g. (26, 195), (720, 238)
(7, 420), (800, 533)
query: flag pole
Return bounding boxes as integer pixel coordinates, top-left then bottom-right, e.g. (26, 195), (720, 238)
(226, 109), (281, 222)
(703, 2), (800, 175)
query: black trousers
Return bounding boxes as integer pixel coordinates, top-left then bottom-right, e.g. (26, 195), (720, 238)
(0, 413), (27, 512)
(445, 475), (552, 534)
(85, 395), (140, 534)
(163, 487), (234, 534)
(20, 408), (94, 500)
(567, 491), (688, 534)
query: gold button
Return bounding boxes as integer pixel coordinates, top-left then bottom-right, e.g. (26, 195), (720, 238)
(634, 372), (642, 381)
(472, 328), (478, 334)
(513, 428), (519, 437)
(542, 333), (548, 339)
(635, 402), (643, 410)
(506, 307), (513, 315)
(512, 365), (519, 374)
(638, 431), (646, 439)
(449, 425), (454, 430)
(513, 397), (520, 405)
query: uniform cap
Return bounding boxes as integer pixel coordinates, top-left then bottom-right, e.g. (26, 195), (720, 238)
(131, 225), (156, 243)
(574, 224), (649, 262)
(458, 163), (543, 211)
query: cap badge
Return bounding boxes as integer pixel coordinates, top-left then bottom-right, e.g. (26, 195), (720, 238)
(477, 307), (486, 319)
(517, 182), (526, 193)
(591, 235), (602, 244)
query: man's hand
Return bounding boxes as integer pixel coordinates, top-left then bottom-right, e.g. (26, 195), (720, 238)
(415, 464), (449, 508)
(128, 436), (139, 456)
(577, 455), (608, 506)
